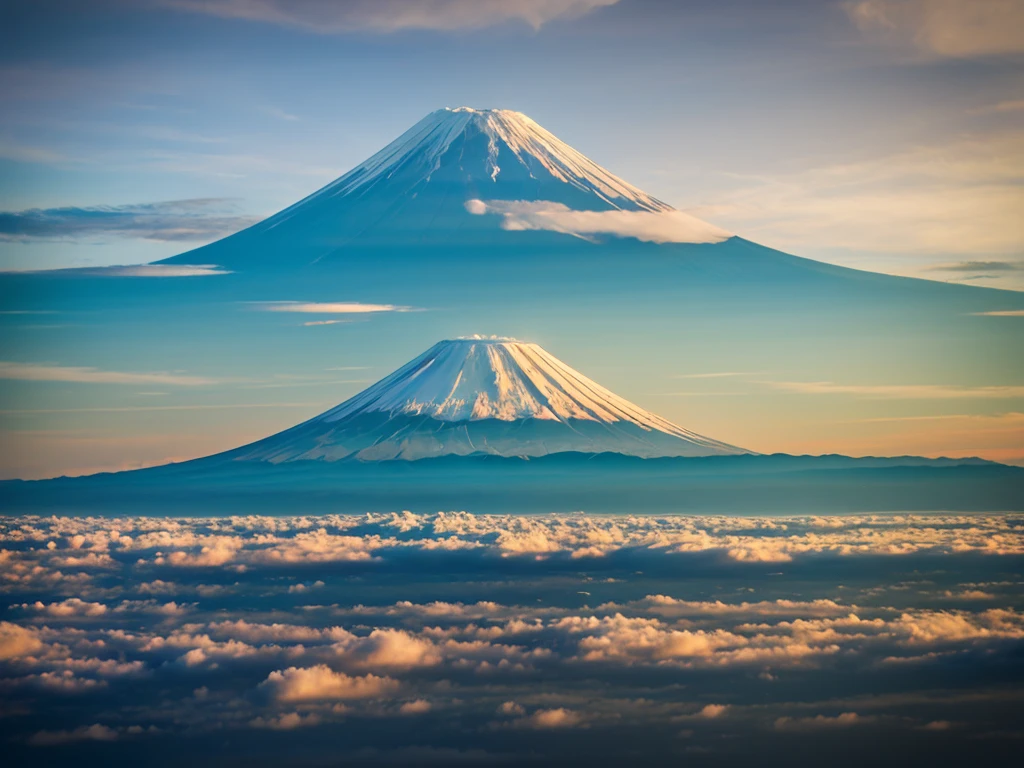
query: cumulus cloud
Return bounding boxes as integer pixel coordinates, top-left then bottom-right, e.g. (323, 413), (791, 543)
(19, 598), (108, 617)
(846, 0), (1024, 58)
(336, 628), (443, 669)
(160, 0), (620, 33)
(466, 199), (731, 244)
(0, 621), (43, 659)
(0, 361), (217, 386)
(0, 199), (258, 243)
(259, 665), (399, 702)
(513, 707), (585, 729)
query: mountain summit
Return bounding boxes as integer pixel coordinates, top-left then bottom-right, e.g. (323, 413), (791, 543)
(306, 107), (671, 212)
(215, 337), (747, 463)
(164, 106), (731, 269)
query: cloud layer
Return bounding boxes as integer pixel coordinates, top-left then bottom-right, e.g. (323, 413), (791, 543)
(1, 512), (1021, 763)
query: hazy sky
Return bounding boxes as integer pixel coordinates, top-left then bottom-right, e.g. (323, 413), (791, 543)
(1, 0), (1022, 286)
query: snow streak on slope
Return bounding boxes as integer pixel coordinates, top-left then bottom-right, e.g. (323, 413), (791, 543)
(317, 338), (729, 445)
(310, 107), (671, 212)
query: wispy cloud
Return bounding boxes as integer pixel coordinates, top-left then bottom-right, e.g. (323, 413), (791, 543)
(75, 264), (230, 277)
(694, 132), (1024, 264)
(926, 260), (1022, 273)
(0, 199), (259, 243)
(255, 302), (414, 314)
(2, 264), (231, 277)
(1, 402), (321, 415)
(762, 380), (1024, 399)
(971, 309), (1024, 317)
(160, 0), (620, 33)
(263, 106), (300, 121)
(303, 319), (349, 326)
(845, 0), (1024, 58)
(673, 371), (759, 379)
(466, 199), (731, 244)
(971, 99), (1024, 115)
(0, 362), (217, 386)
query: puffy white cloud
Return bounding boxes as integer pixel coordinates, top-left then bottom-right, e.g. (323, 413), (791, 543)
(892, 608), (1024, 644)
(18, 598), (108, 617)
(466, 199), (731, 245)
(259, 665), (399, 702)
(0, 621), (44, 659)
(342, 629), (443, 669)
(206, 620), (338, 644)
(697, 704), (729, 719)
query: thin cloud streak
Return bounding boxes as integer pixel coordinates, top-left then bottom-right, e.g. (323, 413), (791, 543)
(672, 371), (759, 379)
(0, 199), (259, 243)
(927, 261), (1022, 273)
(763, 381), (1024, 399)
(256, 302), (414, 314)
(0, 402), (323, 415)
(0, 362), (218, 387)
(160, 0), (621, 33)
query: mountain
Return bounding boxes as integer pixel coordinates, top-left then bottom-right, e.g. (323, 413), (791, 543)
(8, 335), (1019, 516)
(163, 106), (736, 271)
(211, 337), (747, 462)
(157, 106), (1023, 310)
(5, 336), (1021, 515)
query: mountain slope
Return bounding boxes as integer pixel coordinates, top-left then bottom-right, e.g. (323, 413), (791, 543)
(211, 337), (747, 463)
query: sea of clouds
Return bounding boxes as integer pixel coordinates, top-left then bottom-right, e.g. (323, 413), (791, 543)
(1, 512), (1022, 765)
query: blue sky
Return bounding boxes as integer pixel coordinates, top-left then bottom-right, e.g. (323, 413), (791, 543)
(0, 0), (1022, 479)
(1, 0), (1021, 284)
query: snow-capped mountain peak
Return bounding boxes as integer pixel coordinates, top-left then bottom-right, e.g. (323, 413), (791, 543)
(309, 107), (671, 212)
(222, 338), (747, 463)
